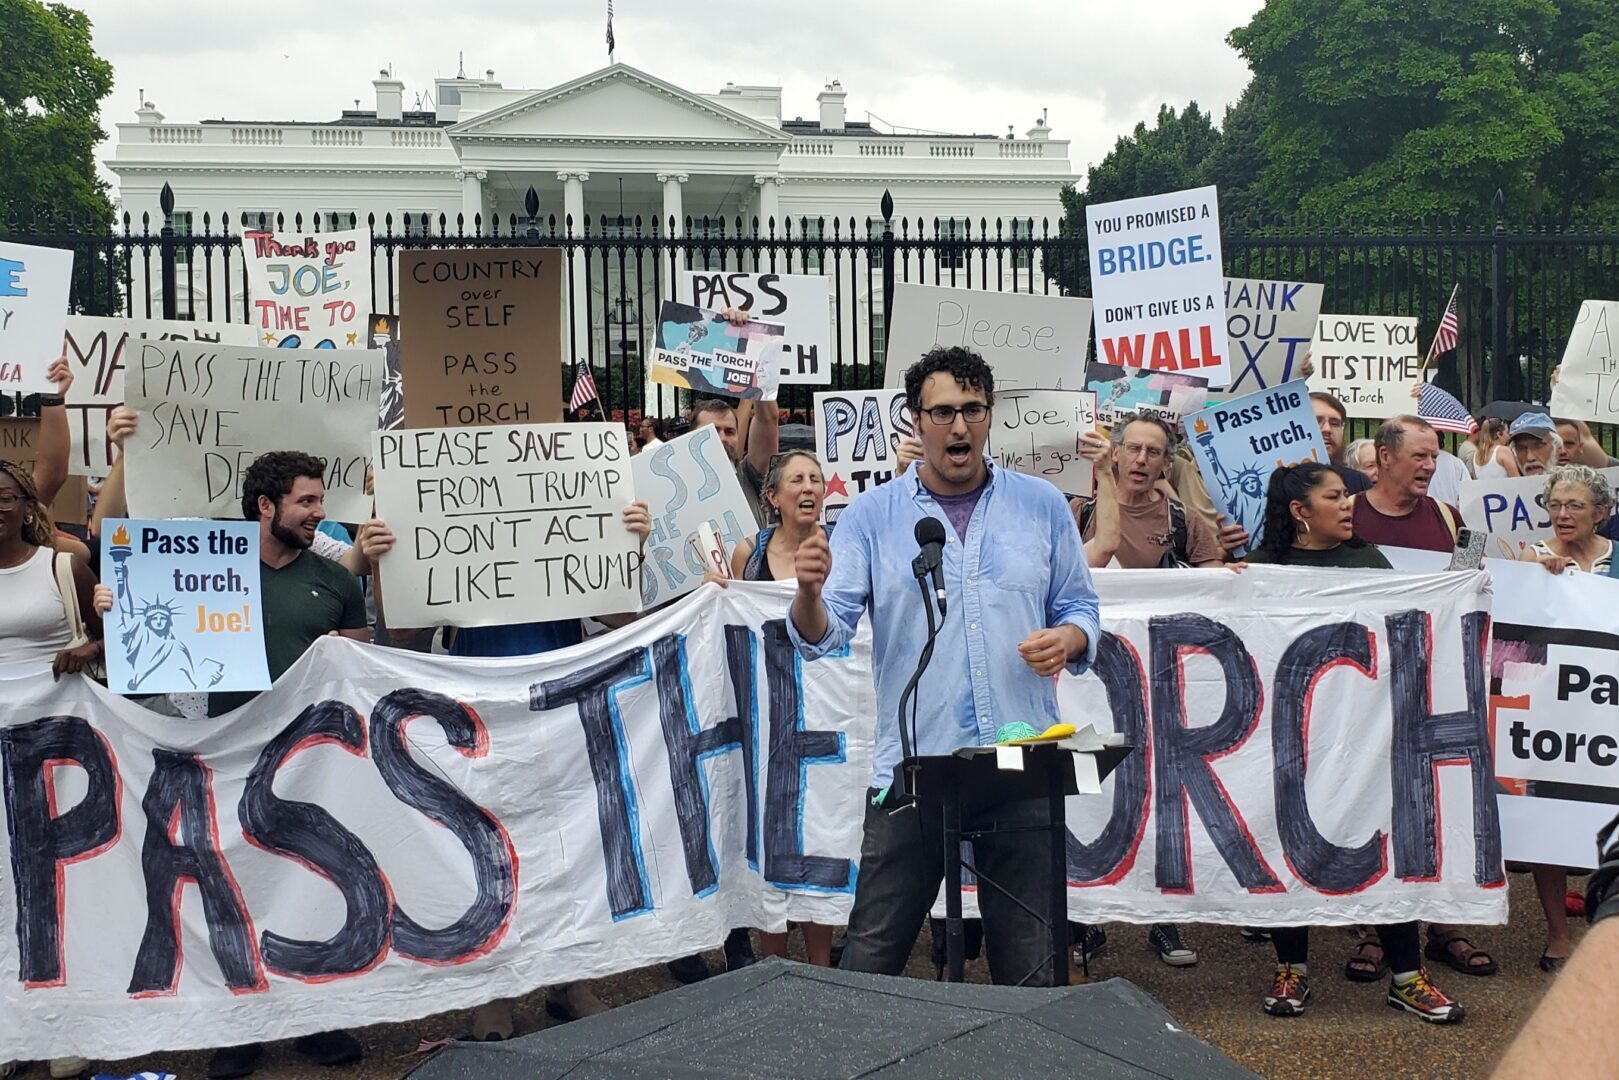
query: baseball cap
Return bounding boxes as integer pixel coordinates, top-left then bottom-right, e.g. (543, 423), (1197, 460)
(1508, 412), (1557, 442)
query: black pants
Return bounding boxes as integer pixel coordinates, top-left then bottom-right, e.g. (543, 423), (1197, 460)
(1271, 921), (1422, 972)
(839, 789), (1060, 986)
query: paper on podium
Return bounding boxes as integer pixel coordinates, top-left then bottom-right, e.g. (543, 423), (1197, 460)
(995, 746), (1024, 772)
(1071, 752), (1101, 794)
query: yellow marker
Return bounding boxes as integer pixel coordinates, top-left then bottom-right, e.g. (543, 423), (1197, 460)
(1007, 722), (1076, 745)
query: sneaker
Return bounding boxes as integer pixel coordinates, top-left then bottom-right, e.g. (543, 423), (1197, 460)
(666, 953), (711, 984)
(1, 1062), (15, 1078)
(292, 1030), (364, 1067)
(1262, 964), (1310, 1017)
(49, 1059), (90, 1079)
(1387, 971), (1465, 1023)
(1148, 923), (1199, 966)
(1240, 927), (1273, 943)
(546, 982), (610, 1023)
(207, 1044), (265, 1080)
(1070, 923), (1107, 967)
(724, 928), (758, 972)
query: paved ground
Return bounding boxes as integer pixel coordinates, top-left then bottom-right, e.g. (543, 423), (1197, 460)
(39, 874), (1567, 1079)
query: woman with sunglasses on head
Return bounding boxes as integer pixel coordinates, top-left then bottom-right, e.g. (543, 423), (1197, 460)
(703, 450), (837, 966)
(1243, 462), (1463, 1023)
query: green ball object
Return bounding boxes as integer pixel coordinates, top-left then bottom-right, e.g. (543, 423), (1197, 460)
(994, 722), (1039, 745)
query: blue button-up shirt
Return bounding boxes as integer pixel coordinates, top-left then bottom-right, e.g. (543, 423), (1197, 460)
(788, 463), (1101, 788)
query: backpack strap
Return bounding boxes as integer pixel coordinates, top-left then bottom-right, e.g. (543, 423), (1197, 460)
(1167, 497), (1190, 564)
(1071, 496), (1096, 536)
(53, 551), (88, 646)
(1435, 501), (1460, 541)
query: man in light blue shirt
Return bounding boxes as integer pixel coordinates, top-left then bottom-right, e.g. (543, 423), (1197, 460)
(787, 345), (1100, 984)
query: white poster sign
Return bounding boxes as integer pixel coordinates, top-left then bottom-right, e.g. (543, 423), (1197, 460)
(123, 341), (380, 520)
(987, 389), (1098, 498)
(1216, 277), (1325, 400)
(1459, 468), (1619, 559)
(1308, 314), (1421, 419)
(0, 241), (74, 394)
(62, 316), (256, 475)
(373, 422), (641, 627)
(883, 284), (1091, 390)
(682, 271), (832, 385)
(813, 388), (913, 525)
(634, 425), (757, 607)
(1548, 300), (1619, 424)
(241, 228), (370, 349)
(0, 568), (1503, 1061)
(1085, 186), (1229, 386)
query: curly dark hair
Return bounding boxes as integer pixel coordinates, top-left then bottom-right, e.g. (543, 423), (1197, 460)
(1257, 461), (1362, 562)
(241, 450), (328, 521)
(903, 346), (995, 416)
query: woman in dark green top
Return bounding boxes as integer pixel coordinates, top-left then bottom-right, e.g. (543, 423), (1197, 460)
(1243, 463), (1465, 1023)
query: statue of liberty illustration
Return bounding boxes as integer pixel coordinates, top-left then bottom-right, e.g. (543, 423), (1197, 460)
(108, 524), (226, 692)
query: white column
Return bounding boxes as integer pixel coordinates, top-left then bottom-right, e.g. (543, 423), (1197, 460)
(657, 172), (687, 238)
(558, 171), (592, 373)
(457, 169), (487, 230)
(754, 175), (781, 235)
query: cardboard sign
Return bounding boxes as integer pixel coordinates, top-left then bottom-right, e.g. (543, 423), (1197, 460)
(1184, 380), (1329, 549)
(0, 416), (88, 526)
(1308, 314), (1421, 418)
(241, 229), (370, 350)
(683, 271), (831, 385)
(1215, 278), (1325, 400)
(1083, 362), (1207, 426)
(0, 240), (75, 394)
(397, 249), (564, 428)
(122, 341), (381, 521)
(987, 389), (1097, 498)
(633, 425), (756, 606)
(1458, 467), (1619, 559)
(652, 302), (784, 400)
(1548, 301), (1619, 424)
(99, 519), (270, 694)
(368, 312), (404, 430)
(883, 284), (1091, 389)
(372, 422), (641, 627)
(62, 316), (257, 476)
(1085, 186), (1228, 386)
(813, 388), (914, 525)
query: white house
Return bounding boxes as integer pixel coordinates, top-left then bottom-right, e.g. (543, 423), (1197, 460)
(105, 62), (1077, 401)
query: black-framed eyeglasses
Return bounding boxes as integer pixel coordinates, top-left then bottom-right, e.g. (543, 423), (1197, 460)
(920, 403), (990, 426)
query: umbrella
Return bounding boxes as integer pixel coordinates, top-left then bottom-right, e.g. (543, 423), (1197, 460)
(406, 959), (1257, 1080)
(1477, 400), (1549, 423)
(778, 423), (817, 451)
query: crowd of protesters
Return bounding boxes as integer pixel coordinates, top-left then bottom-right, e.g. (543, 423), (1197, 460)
(6, 335), (1619, 1079)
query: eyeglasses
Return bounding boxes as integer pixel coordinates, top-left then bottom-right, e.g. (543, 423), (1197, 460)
(1317, 416), (1345, 431)
(921, 403), (990, 426)
(1119, 442), (1167, 461)
(1547, 500), (1591, 514)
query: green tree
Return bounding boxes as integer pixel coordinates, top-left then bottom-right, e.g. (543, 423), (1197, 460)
(0, 0), (114, 231)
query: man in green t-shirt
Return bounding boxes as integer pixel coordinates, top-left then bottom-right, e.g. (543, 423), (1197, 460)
(206, 450), (394, 1079)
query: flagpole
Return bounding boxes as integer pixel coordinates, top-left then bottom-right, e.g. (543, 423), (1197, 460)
(1418, 282), (1461, 377)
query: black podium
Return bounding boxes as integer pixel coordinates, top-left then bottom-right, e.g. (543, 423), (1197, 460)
(893, 740), (1132, 987)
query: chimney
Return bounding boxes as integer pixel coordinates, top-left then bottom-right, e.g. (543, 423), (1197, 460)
(1026, 109), (1051, 141)
(817, 79), (846, 131)
(486, 68), (496, 83)
(136, 96), (164, 125)
(374, 70), (404, 122)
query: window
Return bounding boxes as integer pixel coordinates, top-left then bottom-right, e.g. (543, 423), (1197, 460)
(866, 220), (887, 368)
(399, 212), (436, 238)
(934, 217), (969, 271)
(238, 210), (281, 233)
(323, 210), (358, 232)
(796, 217), (824, 273)
(1010, 217), (1033, 270)
(170, 210), (193, 265)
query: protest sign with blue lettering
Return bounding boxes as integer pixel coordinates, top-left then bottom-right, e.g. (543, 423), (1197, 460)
(0, 240), (75, 394)
(99, 519), (269, 695)
(1085, 185), (1228, 387)
(633, 425), (756, 606)
(814, 388), (914, 525)
(1215, 278), (1325, 401)
(1459, 467), (1619, 560)
(1184, 380), (1328, 550)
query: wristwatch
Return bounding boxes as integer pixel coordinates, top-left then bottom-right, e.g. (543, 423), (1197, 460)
(37, 394), (65, 407)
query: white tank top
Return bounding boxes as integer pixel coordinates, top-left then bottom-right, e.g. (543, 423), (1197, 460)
(1472, 448), (1511, 481)
(0, 546), (74, 667)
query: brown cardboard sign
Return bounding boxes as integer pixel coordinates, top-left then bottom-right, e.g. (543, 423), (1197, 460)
(398, 249), (564, 428)
(0, 417), (89, 525)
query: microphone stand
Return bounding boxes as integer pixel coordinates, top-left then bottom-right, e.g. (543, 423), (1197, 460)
(893, 553), (943, 809)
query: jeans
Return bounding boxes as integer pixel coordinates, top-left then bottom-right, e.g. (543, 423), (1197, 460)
(839, 788), (1061, 986)
(1272, 921), (1422, 972)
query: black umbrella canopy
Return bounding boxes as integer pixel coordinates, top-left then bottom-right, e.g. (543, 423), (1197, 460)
(1478, 400), (1550, 423)
(406, 960), (1257, 1080)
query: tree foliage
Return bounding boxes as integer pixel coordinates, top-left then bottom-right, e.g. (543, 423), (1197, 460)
(0, 0), (114, 232)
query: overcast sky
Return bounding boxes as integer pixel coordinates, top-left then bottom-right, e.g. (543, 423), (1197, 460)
(79, 0), (1260, 190)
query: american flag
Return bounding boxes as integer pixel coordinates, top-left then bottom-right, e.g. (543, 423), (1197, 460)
(569, 360), (600, 413)
(606, 0), (615, 60)
(1428, 283), (1461, 361)
(1417, 382), (1478, 436)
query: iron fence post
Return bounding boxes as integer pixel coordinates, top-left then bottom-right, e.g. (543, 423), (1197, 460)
(880, 189), (895, 344)
(159, 183), (178, 321)
(1490, 189), (1510, 401)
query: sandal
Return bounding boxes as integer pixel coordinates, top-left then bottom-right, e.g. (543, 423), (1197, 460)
(1423, 930), (1498, 976)
(1344, 939), (1387, 983)
(1538, 954), (1568, 973)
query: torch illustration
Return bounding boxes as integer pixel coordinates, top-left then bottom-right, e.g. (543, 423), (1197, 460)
(109, 523), (136, 623)
(1192, 415), (1231, 488)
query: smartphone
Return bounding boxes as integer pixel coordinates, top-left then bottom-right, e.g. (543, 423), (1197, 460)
(1447, 527), (1486, 571)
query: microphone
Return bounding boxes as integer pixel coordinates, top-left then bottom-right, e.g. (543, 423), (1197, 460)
(913, 517), (947, 617)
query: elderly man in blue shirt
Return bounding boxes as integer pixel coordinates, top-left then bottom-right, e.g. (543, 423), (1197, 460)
(787, 345), (1101, 985)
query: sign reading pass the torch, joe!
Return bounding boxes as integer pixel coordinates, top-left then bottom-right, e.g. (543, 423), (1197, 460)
(99, 519), (270, 695)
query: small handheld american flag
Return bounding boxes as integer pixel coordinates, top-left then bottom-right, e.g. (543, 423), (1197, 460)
(1417, 382), (1478, 436)
(1422, 284), (1461, 370)
(569, 360), (600, 414)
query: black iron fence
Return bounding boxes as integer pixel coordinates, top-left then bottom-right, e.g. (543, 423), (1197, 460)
(7, 185), (1619, 427)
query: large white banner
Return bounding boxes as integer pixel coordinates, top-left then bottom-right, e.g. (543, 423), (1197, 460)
(1458, 467), (1619, 559)
(1309, 314), (1421, 419)
(634, 426), (756, 607)
(1548, 300), (1619, 424)
(62, 316), (257, 476)
(1, 569), (1504, 1060)
(883, 284), (1092, 390)
(1216, 277), (1325, 401)
(122, 341), (381, 521)
(0, 241), (74, 394)
(1086, 186), (1228, 386)
(683, 271), (832, 385)
(242, 229), (370, 350)
(373, 422), (641, 627)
